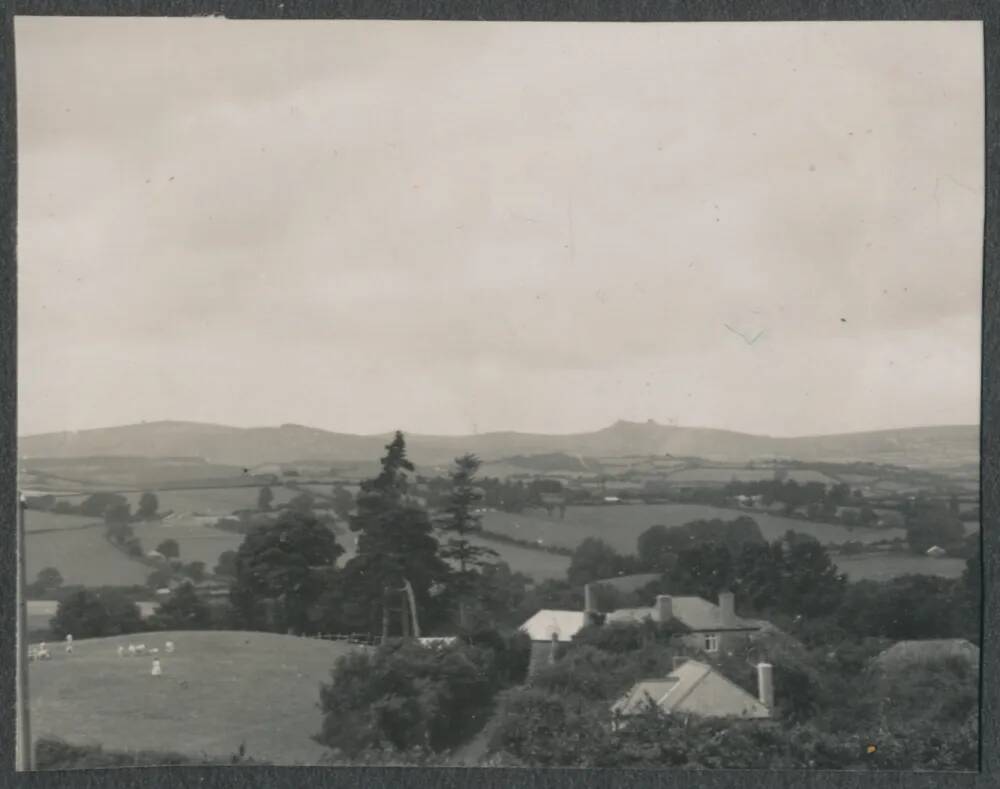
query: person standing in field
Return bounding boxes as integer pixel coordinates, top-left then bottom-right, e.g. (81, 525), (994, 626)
(65, 634), (73, 654)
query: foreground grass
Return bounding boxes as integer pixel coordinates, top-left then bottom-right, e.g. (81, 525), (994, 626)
(30, 630), (360, 766)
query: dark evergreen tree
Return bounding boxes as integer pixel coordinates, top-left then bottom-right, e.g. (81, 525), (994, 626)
(345, 432), (449, 636)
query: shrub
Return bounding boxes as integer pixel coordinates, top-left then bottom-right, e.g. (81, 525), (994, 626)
(50, 589), (145, 639)
(316, 639), (502, 756)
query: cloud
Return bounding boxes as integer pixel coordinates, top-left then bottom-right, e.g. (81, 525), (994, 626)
(16, 19), (984, 436)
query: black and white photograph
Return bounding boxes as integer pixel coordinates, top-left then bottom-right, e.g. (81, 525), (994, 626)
(13, 16), (984, 771)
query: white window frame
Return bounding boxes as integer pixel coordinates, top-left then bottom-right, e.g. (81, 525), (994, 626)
(704, 633), (720, 653)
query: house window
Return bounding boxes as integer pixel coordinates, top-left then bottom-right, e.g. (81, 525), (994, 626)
(704, 633), (719, 653)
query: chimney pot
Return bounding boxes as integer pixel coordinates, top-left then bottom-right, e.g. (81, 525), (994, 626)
(655, 595), (673, 623)
(757, 662), (774, 709)
(718, 591), (736, 627)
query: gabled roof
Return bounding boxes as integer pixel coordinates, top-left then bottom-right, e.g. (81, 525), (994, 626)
(519, 610), (587, 642)
(612, 660), (770, 720)
(606, 596), (759, 632)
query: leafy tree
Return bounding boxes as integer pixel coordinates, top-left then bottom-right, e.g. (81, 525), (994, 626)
(148, 582), (212, 630)
(231, 508), (344, 634)
(288, 492), (316, 514)
(146, 569), (173, 590)
(345, 432), (449, 636)
(30, 567), (64, 596)
(156, 539), (180, 559)
(905, 500), (964, 553)
(79, 492), (128, 518)
(836, 575), (960, 640)
(257, 485), (274, 512)
(181, 561), (207, 583)
(50, 589), (144, 639)
(637, 517), (763, 572)
(567, 538), (634, 587)
(317, 639), (502, 755)
(104, 502), (132, 527)
(214, 549), (238, 578)
(663, 542), (735, 600)
(137, 491), (159, 520)
(332, 484), (354, 521)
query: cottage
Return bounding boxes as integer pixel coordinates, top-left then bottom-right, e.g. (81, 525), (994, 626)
(612, 658), (773, 723)
(605, 591), (763, 654)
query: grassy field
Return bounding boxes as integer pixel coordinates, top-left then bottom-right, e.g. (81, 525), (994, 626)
(132, 521), (245, 568)
(480, 504), (903, 556)
(27, 529), (150, 587)
(29, 630), (359, 765)
(834, 554), (967, 581)
(60, 486), (298, 517)
(23, 511), (102, 534)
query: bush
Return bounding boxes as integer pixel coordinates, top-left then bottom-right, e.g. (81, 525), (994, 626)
(50, 589), (145, 639)
(147, 582), (212, 630)
(316, 639), (502, 756)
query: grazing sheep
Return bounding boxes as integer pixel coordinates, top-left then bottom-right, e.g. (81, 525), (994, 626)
(149, 648), (159, 655)
(164, 641), (175, 654)
(135, 644), (147, 655)
(127, 644), (137, 657)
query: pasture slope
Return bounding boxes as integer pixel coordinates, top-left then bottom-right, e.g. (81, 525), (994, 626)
(480, 504), (905, 556)
(29, 631), (359, 765)
(26, 529), (150, 587)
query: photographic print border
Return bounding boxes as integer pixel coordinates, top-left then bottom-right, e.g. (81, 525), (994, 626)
(0, 2), (995, 788)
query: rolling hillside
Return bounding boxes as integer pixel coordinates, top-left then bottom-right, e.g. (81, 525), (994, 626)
(29, 630), (359, 765)
(19, 419), (979, 468)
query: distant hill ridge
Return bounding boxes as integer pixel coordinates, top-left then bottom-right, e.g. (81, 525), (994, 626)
(18, 419), (979, 468)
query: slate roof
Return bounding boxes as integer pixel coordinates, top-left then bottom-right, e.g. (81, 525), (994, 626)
(605, 596), (760, 632)
(612, 660), (770, 720)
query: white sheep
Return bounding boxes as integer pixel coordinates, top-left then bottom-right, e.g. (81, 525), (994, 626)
(164, 641), (175, 654)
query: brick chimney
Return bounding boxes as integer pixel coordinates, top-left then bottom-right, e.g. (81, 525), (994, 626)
(718, 590), (736, 627)
(655, 595), (673, 623)
(584, 583), (598, 626)
(757, 662), (774, 709)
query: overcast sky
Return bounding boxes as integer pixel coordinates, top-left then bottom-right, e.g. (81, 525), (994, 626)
(16, 19), (983, 438)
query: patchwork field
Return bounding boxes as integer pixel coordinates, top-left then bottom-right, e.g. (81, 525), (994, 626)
(23, 511), (102, 534)
(664, 468), (839, 485)
(26, 529), (150, 587)
(29, 630), (359, 765)
(480, 504), (904, 557)
(131, 521), (245, 568)
(60, 486), (298, 517)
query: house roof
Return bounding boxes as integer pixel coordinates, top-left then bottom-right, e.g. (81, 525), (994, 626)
(612, 660), (770, 719)
(605, 596), (759, 632)
(875, 639), (980, 669)
(519, 610), (587, 642)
